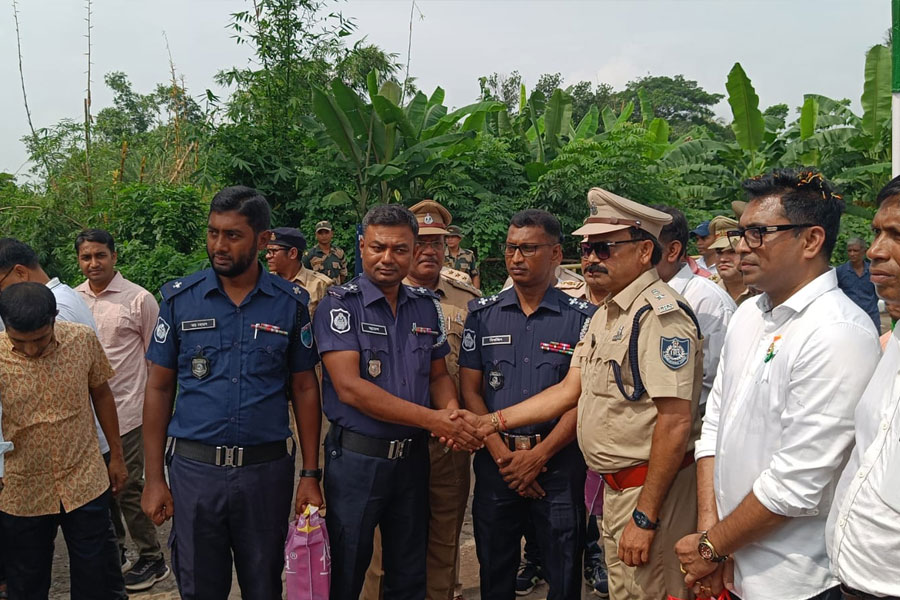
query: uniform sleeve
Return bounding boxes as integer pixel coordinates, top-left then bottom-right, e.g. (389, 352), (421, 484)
(313, 294), (360, 354)
(138, 290), (161, 351)
(457, 310), (482, 371)
(637, 311), (700, 401)
(289, 300), (319, 373)
(145, 297), (178, 369)
(86, 329), (116, 388)
(752, 321), (880, 517)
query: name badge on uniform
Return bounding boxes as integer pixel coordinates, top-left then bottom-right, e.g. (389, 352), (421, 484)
(181, 319), (216, 331)
(368, 359), (382, 378)
(361, 322), (387, 336)
(191, 352), (210, 380)
(488, 369), (504, 391)
(482, 335), (511, 346)
(660, 337), (690, 370)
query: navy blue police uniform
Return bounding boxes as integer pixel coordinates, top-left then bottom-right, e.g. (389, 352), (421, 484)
(145, 266), (317, 600)
(459, 286), (595, 600)
(314, 274), (450, 600)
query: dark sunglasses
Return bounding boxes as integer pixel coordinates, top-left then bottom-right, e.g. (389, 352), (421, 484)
(579, 239), (642, 259)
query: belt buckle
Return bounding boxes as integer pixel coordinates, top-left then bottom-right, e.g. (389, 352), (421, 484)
(387, 439), (410, 460)
(514, 435), (531, 451)
(216, 445), (244, 467)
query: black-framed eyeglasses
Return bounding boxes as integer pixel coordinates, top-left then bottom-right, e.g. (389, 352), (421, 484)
(501, 243), (556, 257)
(414, 240), (445, 251)
(726, 224), (815, 249)
(264, 247), (289, 256)
(0, 267), (15, 291)
(579, 239), (642, 259)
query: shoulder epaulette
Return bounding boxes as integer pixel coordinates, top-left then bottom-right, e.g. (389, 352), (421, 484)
(642, 286), (681, 316)
(441, 270), (481, 297)
(270, 273), (310, 304)
(467, 289), (504, 312)
(311, 270), (334, 285)
(159, 271), (205, 301)
(561, 293), (595, 316)
(406, 284), (439, 300)
(707, 273), (721, 283)
(326, 277), (362, 299)
(556, 279), (583, 290)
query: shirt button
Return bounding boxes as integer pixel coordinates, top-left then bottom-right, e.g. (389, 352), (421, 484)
(230, 417), (236, 423)
(883, 421), (889, 431)
(231, 377), (238, 384)
(839, 518), (846, 528)
(523, 389), (529, 395)
(526, 325), (532, 331)
(524, 357), (529, 364)
(233, 341), (238, 347)
(235, 308), (241, 313)
(858, 471), (866, 478)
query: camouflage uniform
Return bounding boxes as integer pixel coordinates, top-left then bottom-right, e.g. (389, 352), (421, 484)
(303, 245), (348, 284)
(444, 248), (479, 282)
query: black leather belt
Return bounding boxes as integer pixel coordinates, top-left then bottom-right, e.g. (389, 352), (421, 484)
(841, 584), (900, 600)
(501, 432), (542, 451)
(172, 438), (288, 467)
(340, 429), (421, 460)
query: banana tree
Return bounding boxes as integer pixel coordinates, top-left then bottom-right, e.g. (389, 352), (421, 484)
(308, 70), (504, 218)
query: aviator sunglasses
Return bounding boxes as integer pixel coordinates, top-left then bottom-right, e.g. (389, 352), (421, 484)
(579, 238), (642, 259)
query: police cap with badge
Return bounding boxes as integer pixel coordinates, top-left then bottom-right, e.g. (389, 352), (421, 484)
(707, 216), (739, 251)
(269, 227), (307, 255)
(408, 199), (452, 236)
(572, 187), (700, 400)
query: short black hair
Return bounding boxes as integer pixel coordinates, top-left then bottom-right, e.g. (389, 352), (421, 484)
(628, 227), (663, 266)
(75, 228), (116, 253)
(0, 282), (57, 332)
(209, 186), (271, 234)
(361, 204), (418, 236)
(876, 174), (900, 207)
(509, 209), (563, 243)
(653, 206), (689, 260)
(741, 167), (844, 259)
(0, 238), (39, 272)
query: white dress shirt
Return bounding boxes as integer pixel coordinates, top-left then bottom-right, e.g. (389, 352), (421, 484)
(827, 328), (900, 597)
(696, 269), (880, 600)
(667, 263), (736, 407)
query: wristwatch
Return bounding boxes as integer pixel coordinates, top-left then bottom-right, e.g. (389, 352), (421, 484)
(632, 508), (659, 530)
(299, 469), (323, 480)
(698, 530), (728, 562)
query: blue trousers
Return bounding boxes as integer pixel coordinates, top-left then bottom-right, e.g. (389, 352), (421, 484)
(167, 452), (294, 600)
(324, 426), (430, 600)
(473, 442), (586, 600)
(0, 490), (126, 600)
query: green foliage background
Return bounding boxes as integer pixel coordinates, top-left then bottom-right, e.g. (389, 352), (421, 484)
(0, 0), (891, 295)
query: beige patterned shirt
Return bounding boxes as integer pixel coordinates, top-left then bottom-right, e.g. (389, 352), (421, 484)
(0, 321), (115, 516)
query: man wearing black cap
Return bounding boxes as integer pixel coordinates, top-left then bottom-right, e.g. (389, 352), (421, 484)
(267, 227), (333, 319)
(689, 220), (718, 275)
(303, 220), (348, 284)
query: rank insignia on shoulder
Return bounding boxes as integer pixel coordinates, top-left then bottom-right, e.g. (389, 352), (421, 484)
(462, 329), (476, 352)
(330, 308), (351, 334)
(660, 336), (690, 370)
(650, 288), (666, 300)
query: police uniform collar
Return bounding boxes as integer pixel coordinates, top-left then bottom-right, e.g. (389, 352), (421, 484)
(609, 268), (662, 311)
(403, 276), (444, 298)
(498, 284), (562, 314)
(358, 273), (411, 307)
(199, 263), (278, 299)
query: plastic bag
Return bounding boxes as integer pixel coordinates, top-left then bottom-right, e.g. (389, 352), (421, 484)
(285, 505), (330, 600)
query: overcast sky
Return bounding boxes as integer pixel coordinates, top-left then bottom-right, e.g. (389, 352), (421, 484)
(0, 0), (890, 176)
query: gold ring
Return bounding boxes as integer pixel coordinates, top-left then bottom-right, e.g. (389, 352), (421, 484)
(680, 564), (686, 574)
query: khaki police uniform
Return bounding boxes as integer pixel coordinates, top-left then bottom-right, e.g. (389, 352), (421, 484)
(363, 202), (480, 600)
(290, 266), (332, 319)
(571, 187), (703, 600)
(707, 216), (757, 307)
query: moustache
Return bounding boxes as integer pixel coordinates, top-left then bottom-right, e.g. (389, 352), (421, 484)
(584, 265), (608, 275)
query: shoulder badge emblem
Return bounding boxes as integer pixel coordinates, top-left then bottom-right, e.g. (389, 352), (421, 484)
(660, 336), (690, 370)
(300, 322), (313, 348)
(330, 308), (351, 334)
(462, 328), (476, 352)
(154, 317), (170, 344)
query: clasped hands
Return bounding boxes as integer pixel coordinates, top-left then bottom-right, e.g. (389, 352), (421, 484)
(430, 408), (498, 452)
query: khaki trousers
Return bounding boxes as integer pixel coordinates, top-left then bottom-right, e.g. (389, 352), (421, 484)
(109, 426), (162, 561)
(602, 463), (697, 600)
(361, 438), (471, 600)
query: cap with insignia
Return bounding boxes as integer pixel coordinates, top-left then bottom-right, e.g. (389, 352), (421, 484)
(315, 220), (333, 232)
(707, 216), (739, 250)
(269, 227), (307, 252)
(409, 199), (452, 235)
(446, 225), (463, 238)
(572, 187), (673, 240)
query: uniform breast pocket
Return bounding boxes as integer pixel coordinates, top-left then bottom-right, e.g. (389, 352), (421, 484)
(535, 348), (571, 382)
(406, 334), (435, 377)
(585, 342), (627, 395)
(362, 336), (391, 381)
(178, 329), (223, 373)
(248, 333), (290, 375)
(483, 345), (516, 392)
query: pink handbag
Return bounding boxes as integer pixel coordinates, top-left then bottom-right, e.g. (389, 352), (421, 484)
(285, 506), (331, 600)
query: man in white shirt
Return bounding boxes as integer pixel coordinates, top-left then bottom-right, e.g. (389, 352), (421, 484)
(826, 176), (900, 600)
(674, 169), (880, 600)
(655, 207), (736, 413)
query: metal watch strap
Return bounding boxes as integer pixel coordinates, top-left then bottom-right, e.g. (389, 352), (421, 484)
(699, 530), (728, 562)
(299, 469), (323, 480)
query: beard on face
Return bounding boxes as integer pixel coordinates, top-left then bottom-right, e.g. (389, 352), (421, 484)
(209, 246), (257, 278)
